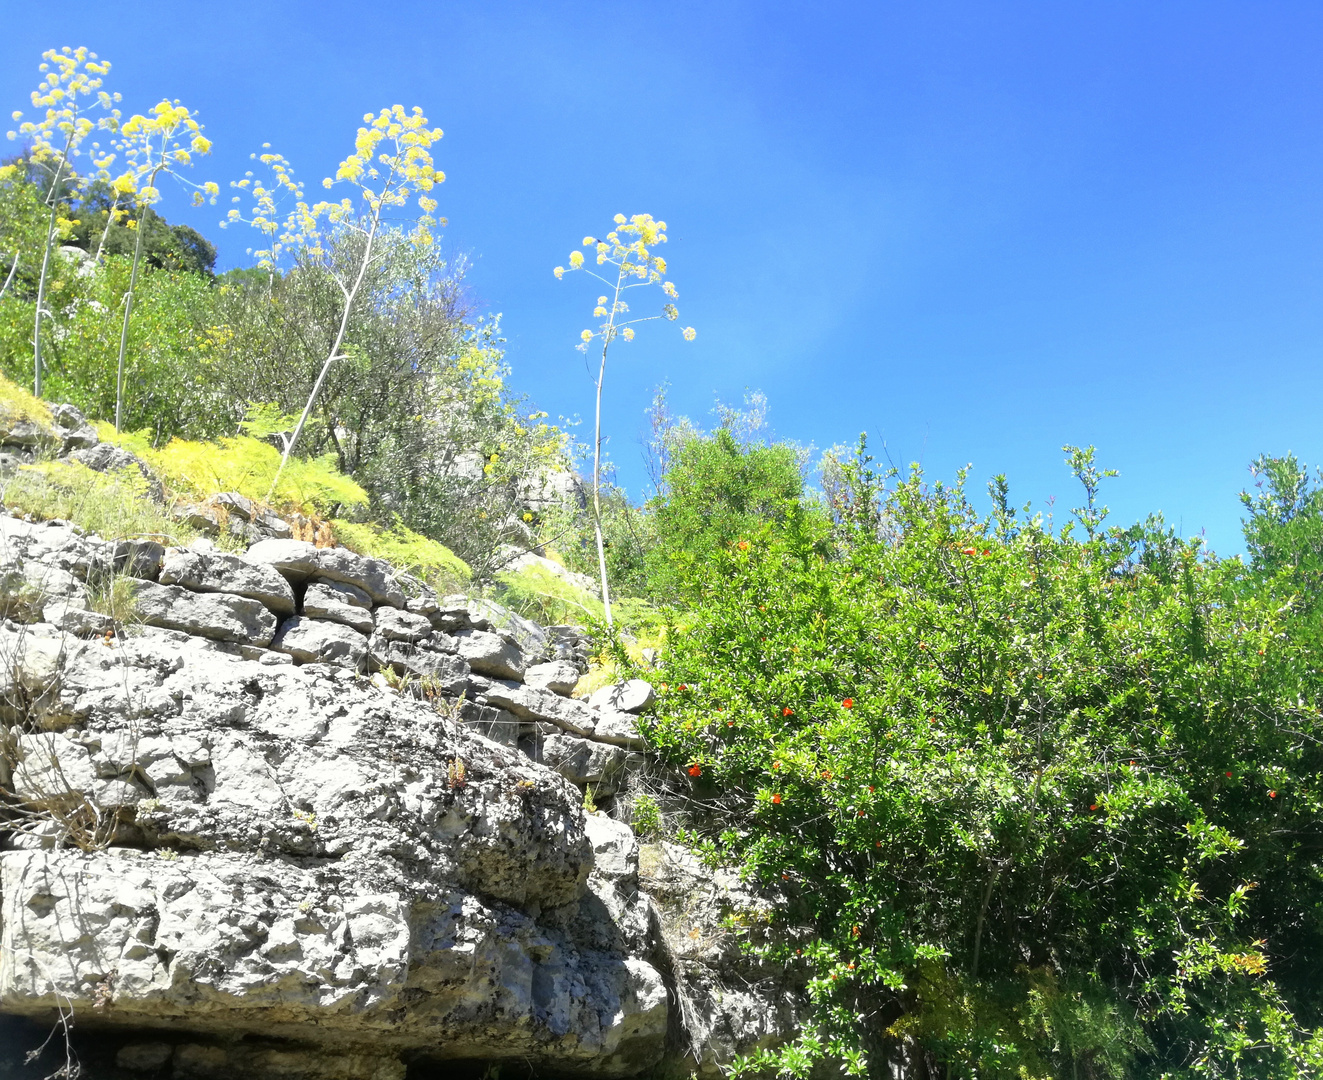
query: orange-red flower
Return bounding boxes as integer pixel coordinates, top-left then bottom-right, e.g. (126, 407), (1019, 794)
(783, 706), (794, 717)
(962, 547), (977, 555)
(772, 793), (783, 804)
(842, 698), (854, 709)
(1269, 790), (1277, 798)
(737, 540), (749, 550)
(687, 764), (702, 778)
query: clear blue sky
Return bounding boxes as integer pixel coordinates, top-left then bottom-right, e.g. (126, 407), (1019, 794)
(6, 1), (1323, 554)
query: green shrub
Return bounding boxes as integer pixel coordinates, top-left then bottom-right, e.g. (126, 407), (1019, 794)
(645, 451), (1323, 1079)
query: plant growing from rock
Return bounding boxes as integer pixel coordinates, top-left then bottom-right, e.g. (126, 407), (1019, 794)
(107, 98), (218, 430)
(554, 213), (695, 627)
(6, 46), (121, 398)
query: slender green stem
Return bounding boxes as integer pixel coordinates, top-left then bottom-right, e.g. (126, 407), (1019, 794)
(32, 143), (73, 398)
(113, 195), (151, 431)
(266, 199), (383, 503)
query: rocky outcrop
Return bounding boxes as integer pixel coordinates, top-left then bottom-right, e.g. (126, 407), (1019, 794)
(0, 510), (802, 1078)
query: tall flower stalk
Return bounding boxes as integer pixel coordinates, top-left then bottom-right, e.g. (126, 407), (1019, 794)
(555, 214), (696, 627)
(7, 46), (120, 397)
(109, 99), (217, 430)
(225, 106), (444, 502)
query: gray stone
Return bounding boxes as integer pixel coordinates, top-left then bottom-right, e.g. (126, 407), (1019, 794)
(302, 579), (374, 632)
(68, 443), (163, 501)
(113, 538), (165, 580)
(368, 634), (469, 692)
(131, 580), (278, 646)
(247, 539), (406, 608)
(374, 606), (433, 642)
(272, 616), (369, 669)
(159, 548), (296, 614)
(589, 678), (657, 714)
(455, 627), (525, 680)
(483, 682), (598, 738)
(525, 660), (582, 695)
(42, 599), (114, 636)
(594, 707), (646, 749)
(544, 732), (628, 793)
(0, 416), (56, 449)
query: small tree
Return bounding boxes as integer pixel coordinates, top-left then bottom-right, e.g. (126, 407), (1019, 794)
(554, 213), (696, 626)
(108, 99), (217, 430)
(224, 106), (443, 500)
(7, 46), (121, 397)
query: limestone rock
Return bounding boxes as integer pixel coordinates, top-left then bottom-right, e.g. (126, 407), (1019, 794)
(271, 615), (368, 669)
(373, 606), (433, 642)
(159, 547), (296, 614)
(543, 732), (628, 793)
(131, 580), (278, 645)
(484, 681), (599, 737)
(68, 442), (164, 501)
(525, 659), (582, 695)
(589, 678), (657, 714)
(247, 538), (406, 608)
(302, 578), (374, 633)
(455, 627), (526, 680)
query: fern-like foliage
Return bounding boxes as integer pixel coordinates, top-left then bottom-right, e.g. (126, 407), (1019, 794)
(98, 423), (367, 515)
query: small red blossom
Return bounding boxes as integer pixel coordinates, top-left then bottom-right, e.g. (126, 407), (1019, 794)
(851, 925), (861, 937)
(847, 962), (855, 970)
(1090, 804), (1098, 811)
(1269, 790), (1277, 798)
(868, 786), (876, 793)
(1227, 771), (1234, 778)
(821, 771), (833, 780)
(737, 540), (749, 551)
(856, 810), (865, 817)
(982, 548), (990, 555)
(678, 684), (689, 692)
(773, 761), (782, 770)
(842, 698), (854, 709)
(726, 721), (734, 728)
(687, 764), (702, 778)
(772, 793), (783, 804)
(875, 841), (882, 847)
(783, 707), (794, 717)
(962, 547), (977, 555)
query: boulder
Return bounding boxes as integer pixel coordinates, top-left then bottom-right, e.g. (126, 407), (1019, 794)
(374, 606), (434, 643)
(113, 538), (165, 580)
(368, 634), (469, 692)
(589, 679), (657, 714)
(247, 539), (405, 608)
(543, 732), (628, 793)
(131, 581), (277, 645)
(159, 548), (296, 614)
(302, 579), (374, 633)
(271, 616), (369, 669)
(525, 659), (582, 695)
(68, 443), (163, 501)
(454, 627), (525, 680)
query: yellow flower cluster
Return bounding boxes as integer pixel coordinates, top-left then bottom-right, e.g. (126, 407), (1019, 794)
(112, 98), (216, 208)
(552, 211), (696, 352)
(7, 47), (121, 186)
(229, 105), (446, 265)
(222, 146), (305, 269)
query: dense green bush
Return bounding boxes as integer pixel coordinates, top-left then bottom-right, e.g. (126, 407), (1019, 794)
(643, 448), (1323, 1079)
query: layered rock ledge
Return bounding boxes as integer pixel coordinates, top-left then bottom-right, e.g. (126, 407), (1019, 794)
(0, 512), (800, 1079)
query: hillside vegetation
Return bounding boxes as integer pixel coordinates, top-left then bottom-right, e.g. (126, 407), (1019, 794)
(4, 48), (1323, 1080)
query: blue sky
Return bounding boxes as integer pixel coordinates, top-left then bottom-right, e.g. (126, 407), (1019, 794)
(5, 1), (1323, 553)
